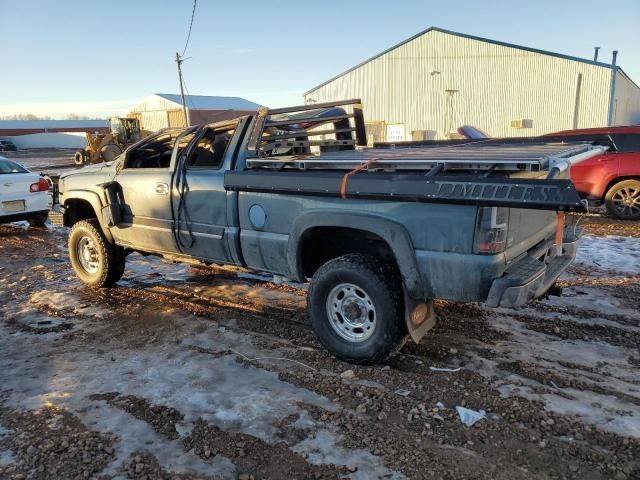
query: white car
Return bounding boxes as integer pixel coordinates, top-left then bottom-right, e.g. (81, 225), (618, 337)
(0, 155), (52, 225)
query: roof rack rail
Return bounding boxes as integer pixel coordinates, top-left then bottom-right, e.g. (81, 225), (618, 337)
(246, 99), (368, 157)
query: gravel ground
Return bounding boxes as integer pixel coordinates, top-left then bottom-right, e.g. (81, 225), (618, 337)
(0, 187), (639, 478)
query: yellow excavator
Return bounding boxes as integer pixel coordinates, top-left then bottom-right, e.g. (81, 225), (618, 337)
(74, 117), (145, 165)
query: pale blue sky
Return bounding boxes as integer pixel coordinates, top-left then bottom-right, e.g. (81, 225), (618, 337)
(1, 0), (639, 118)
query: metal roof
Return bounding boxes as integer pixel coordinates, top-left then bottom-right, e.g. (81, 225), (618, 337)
(154, 93), (262, 110)
(305, 26), (624, 95)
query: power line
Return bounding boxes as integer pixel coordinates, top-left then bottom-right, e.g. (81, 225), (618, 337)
(180, 0), (197, 58)
(181, 72), (195, 110)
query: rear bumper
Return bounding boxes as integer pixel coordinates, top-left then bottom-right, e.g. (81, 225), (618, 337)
(485, 228), (581, 307)
(0, 209), (49, 224)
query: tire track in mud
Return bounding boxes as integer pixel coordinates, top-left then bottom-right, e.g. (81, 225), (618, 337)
(506, 310), (640, 349)
(0, 404), (116, 480)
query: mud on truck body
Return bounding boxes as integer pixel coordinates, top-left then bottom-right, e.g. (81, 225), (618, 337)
(57, 99), (606, 364)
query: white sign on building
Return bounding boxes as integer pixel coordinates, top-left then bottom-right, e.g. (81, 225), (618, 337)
(386, 124), (405, 142)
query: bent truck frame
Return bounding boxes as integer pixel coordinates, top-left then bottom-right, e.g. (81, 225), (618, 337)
(58, 99), (606, 363)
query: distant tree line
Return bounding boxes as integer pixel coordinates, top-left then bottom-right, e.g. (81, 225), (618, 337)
(0, 113), (102, 120)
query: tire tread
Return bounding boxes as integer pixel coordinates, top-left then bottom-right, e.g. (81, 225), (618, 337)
(68, 219), (125, 288)
(308, 253), (407, 364)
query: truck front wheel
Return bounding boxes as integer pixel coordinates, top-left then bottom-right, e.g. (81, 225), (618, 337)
(68, 219), (125, 287)
(308, 254), (408, 364)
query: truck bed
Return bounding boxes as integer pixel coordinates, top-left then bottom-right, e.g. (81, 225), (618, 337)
(231, 100), (606, 213)
(228, 142), (606, 212)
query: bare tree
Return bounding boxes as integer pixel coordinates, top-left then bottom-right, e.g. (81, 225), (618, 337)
(0, 113), (52, 121)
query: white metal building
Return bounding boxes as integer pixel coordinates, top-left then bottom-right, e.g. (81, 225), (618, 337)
(128, 93), (262, 132)
(304, 27), (640, 141)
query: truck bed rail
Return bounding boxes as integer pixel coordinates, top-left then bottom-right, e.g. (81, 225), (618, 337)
(225, 169), (587, 211)
(247, 142), (606, 174)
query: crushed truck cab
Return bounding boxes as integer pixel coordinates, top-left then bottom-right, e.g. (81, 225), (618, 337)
(58, 99), (602, 364)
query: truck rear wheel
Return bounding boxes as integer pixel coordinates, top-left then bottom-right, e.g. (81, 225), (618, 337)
(308, 254), (407, 364)
(604, 180), (640, 220)
(68, 219), (125, 287)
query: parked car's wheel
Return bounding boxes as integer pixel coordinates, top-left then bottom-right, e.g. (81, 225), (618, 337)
(68, 219), (125, 287)
(73, 151), (85, 166)
(604, 180), (640, 220)
(308, 253), (407, 364)
(28, 213), (49, 227)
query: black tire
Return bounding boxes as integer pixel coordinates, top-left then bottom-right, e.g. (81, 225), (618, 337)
(308, 253), (407, 364)
(68, 219), (125, 287)
(28, 213), (49, 227)
(604, 180), (640, 220)
(73, 151), (85, 166)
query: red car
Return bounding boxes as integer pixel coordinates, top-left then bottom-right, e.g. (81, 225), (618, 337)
(545, 126), (640, 220)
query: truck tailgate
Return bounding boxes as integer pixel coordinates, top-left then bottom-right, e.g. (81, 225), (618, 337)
(505, 209), (557, 262)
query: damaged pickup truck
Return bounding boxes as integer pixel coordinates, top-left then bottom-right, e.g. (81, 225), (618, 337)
(58, 99), (606, 363)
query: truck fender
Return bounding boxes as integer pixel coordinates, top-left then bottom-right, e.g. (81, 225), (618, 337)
(62, 189), (114, 243)
(287, 211), (425, 299)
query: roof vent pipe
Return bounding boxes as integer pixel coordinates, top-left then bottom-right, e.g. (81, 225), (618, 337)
(593, 46), (600, 62)
(612, 50), (618, 66)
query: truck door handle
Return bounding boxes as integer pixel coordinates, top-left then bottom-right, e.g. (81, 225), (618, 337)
(155, 183), (169, 195)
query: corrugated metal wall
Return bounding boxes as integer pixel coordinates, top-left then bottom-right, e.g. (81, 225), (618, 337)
(612, 71), (640, 126)
(140, 111), (169, 132)
(305, 30), (615, 139)
(168, 109), (186, 128)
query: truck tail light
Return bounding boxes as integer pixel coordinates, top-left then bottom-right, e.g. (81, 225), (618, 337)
(30, 178), (50, 193)
(474, 207), (509, 254)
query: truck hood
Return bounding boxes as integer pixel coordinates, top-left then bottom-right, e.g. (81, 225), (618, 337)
(60, 161), (117, 179)
(59, 161), (119, 193)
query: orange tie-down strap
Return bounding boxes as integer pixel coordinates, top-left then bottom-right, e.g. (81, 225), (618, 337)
(555, 211), (565, 247)
(340, 159), (378, 199)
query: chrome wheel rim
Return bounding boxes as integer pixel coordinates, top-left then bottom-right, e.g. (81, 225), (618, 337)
(326, 283), (376, 342)
(612, 186), (640, 217)
(76, 236), (99, 274)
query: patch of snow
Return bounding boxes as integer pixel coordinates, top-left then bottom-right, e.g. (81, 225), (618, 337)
(29, 290), (109, 319)
(468, 311), (640, 438)
(237, 271), (308, 290)
(122, 253), (192, 284)
(541, 285), (640, 324)
(6, 221), (30, 229)
(0, 307), (398, 478)
(576, 235), (640, 275)
(0, 449), (15, 466)
(293, 429), (406, 480)
(498, 383), (640, 439)
(82, 403), (235, 478)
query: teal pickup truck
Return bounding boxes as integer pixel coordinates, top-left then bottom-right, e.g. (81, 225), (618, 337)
(58, 100), (603, 364)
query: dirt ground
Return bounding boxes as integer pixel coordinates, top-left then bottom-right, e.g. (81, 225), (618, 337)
(1, 149), (77, 174)
(1, 158), (640, 479)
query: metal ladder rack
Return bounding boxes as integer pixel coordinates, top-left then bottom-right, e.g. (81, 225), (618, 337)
(246, 99), (368, 157)
(246, 142), (607, 176)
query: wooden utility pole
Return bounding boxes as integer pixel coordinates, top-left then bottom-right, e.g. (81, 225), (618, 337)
(175, 52), (189, 127)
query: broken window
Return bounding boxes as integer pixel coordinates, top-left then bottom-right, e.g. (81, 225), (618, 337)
(186, 126), (236, 169)
(125, 130), (195, 169)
